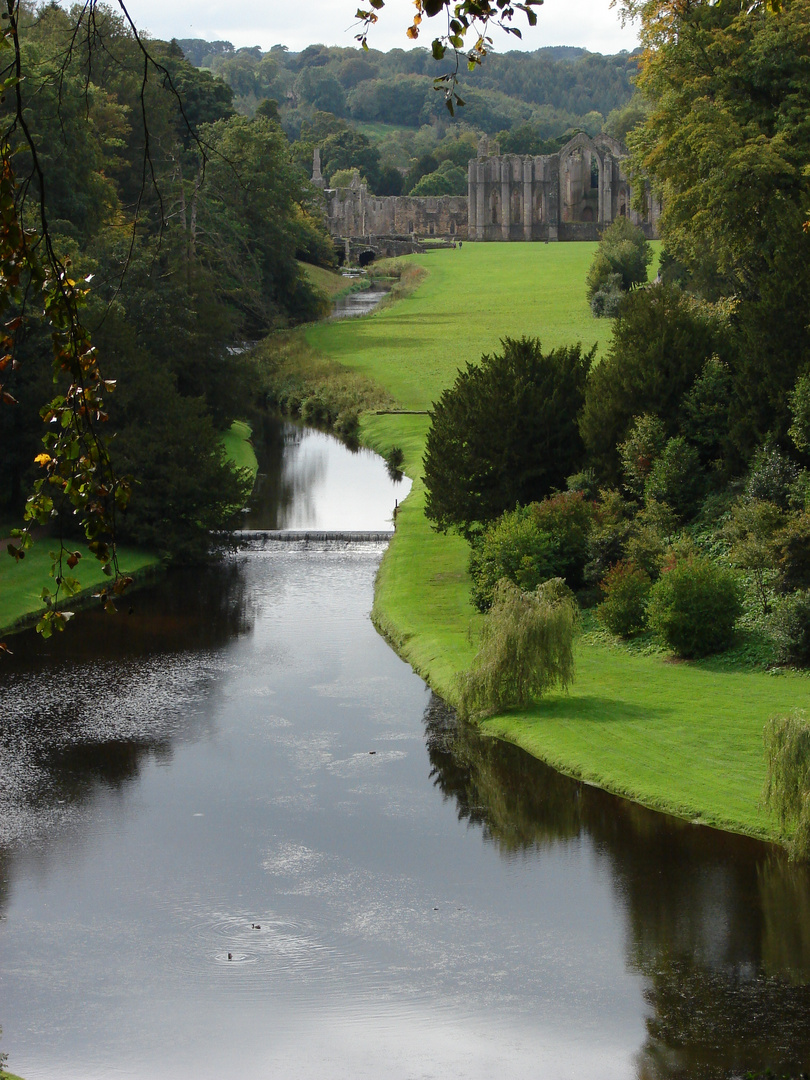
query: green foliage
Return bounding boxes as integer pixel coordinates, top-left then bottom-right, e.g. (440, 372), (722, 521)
(580, 283), (733, 482)
(723, 498), (784, 616)
(584, 487), (635, 586)
(648, 550), (742, 657)
(586, 217), (653, 312)
(643, 436), (704, 520)
(408, 170), (456, 197)
(680, 356), (732, 468)
(597, 559), (652, 637)
(424, 337), (594, 536)
(470, 503), (564, 613)
(603, 95), (649, 143)
(746, 445), (799, 511)
(769, 592), (810, 668)
(788, 373), (810, 455)
(624, 499), (677, 579)
(776, 512), (810, 594)
(409, 161), (467, 197)
(468, 491), (596, 610)
(619, 413), (667, 496)
(628, 0), (810, 453)
(589, 273), (624, 318)
(763, 712), (810, 860)
(458, 578), (579, 720)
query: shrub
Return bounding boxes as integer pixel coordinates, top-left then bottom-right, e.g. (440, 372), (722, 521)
(384, 445), (405, 480)
(763, 712), (810, 860)
(469, 493), (594, 611)
(647, 551), (742, 657)
(334, 409), (360, 441)
(680, 356), (732, 466)
(777, 512), (810, 592)
(723, 497), (784, 616)
(788, 372), (810, 454)
(597, 560), (652, 637)
(469, 506), (557, 612)
(458, 578), (579, 719)
(746, 444), (799, 510)
(586, 217), (653, 304)
(624, 499), (677, 579)
(584, 488), (635, 586)
(770, 590), (810, 666)
(424, 336), (594, 536)
(619, 413), (667, 496)
(644, 436), (704, 520)
(589, 272), (624, 318)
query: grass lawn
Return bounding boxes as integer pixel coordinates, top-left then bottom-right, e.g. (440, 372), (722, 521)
(315, 241), (805, 846)
(0, 420), (258, 637)
(0, 542), (160, 636)
(221, 419), (259, 479)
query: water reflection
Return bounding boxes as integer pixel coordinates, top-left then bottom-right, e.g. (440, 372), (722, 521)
(0, 560), (254, 851)
(245, 418), (410, 531)
(330, 283), (388, 320)
(2, 423), (810, 1077)
(425, 696), (810, 1077)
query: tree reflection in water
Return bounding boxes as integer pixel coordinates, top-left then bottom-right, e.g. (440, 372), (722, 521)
(423, 693), (810, 1078)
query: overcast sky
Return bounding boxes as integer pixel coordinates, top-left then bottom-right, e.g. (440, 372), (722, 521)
(112, 0), (640, 56)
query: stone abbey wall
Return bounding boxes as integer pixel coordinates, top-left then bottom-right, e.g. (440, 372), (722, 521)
(321, 133), (660, 244)
(324, 171), (469, 241)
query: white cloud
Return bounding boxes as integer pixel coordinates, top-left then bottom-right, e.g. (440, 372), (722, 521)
(112, 0), (639, 55)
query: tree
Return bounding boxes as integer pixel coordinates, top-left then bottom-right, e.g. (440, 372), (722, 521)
(579, 282), (734, 483)
(763, 711), (810, 860)
(423, 337), (594, 536)
(622, 0), (810, 451)
(586, 216), (653, 316)
(355, 0), (543, 114)
(458, 577), (579, 720)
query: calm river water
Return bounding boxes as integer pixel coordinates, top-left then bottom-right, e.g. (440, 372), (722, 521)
(1, 422), (809, 1080)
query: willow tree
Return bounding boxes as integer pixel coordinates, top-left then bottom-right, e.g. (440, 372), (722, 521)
(763, 712), (810, 861)
(458, 578), (580, 720)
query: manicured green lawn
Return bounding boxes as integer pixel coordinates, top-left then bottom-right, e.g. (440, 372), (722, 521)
(323, 242), (806, 845)
(0, 543), (160, 636)
(308, 243), (608, 410)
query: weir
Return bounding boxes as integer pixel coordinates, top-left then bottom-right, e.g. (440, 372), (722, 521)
(236, 529), (394, 543)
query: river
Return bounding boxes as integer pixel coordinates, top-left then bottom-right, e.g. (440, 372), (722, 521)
(0, 421), (809, 1080)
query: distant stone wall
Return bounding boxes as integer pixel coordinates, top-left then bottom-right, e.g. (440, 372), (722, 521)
(321, 134), (660, 245)
(325, 173), (468, 241)
(467, 132), (660, 242)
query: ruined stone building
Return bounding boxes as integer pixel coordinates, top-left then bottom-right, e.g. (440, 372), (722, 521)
(321, 132), (660, 251)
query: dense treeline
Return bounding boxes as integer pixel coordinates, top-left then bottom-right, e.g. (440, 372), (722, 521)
(175, 37), (637, 194)
(0, 3), (334, 560)
(423, 0), (810, 678)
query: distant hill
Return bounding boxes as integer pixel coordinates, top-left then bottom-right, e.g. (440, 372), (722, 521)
(174, 37), (638, 138)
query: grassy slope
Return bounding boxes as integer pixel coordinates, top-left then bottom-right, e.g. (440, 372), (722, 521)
(316, 242), (804, 845)
(221, 419), (259, 478)
(299, 261), (364, 301)
(0, 421), (258, 637)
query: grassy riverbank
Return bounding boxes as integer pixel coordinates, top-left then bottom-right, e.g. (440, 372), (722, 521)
(0, 420), (258, 638)
(221, 419), (259, 479)
(314, 242), (805, 846)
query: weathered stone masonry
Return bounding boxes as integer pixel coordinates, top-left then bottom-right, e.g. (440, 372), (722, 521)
(322, 133), (660, 247)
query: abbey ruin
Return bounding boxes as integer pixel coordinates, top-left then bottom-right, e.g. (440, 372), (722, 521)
(321, 133), (660, 254)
